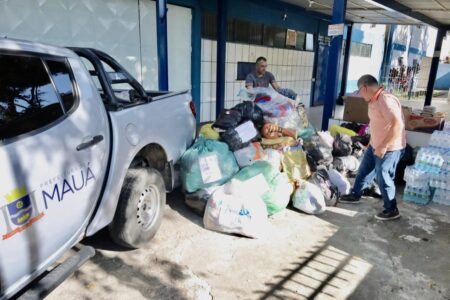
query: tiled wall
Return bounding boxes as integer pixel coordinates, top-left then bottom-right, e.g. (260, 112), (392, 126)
(200, 39), (315, 122)
(0, 0), (192, 91)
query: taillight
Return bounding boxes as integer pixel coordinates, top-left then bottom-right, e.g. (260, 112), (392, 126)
(189, 101), (197, 117)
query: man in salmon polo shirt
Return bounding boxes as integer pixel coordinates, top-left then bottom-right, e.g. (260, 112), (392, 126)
(340, 74), (406, 221)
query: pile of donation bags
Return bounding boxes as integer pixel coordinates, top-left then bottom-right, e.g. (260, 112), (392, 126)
(180, 88), (370, 238)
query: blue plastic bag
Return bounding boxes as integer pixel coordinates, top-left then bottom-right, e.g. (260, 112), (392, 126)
(180, 138), (239, 193)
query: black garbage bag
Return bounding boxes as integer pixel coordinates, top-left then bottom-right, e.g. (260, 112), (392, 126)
(308, 168), (339, 206)
(351, 134), (370, 146)
(306, 153), (318, 172)
(341, 122), (362, 133)
(332, 134), (353, 157)
(303, 135), (333, 167)
(352, 141), (366, 159)
(220, 121), (259, 151)
(232, 101), (265, 129)
(212, 109), (243, 131)
(395, 144), (414, 184)
(185, 189), (215, 217)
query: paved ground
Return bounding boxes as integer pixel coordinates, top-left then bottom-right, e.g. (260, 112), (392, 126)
(47, 189), (450, 300)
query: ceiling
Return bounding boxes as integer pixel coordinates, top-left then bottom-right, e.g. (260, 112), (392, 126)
(281, 0), (450, 26)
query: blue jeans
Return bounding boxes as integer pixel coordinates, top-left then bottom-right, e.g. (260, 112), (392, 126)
(352, 146), (404, 211)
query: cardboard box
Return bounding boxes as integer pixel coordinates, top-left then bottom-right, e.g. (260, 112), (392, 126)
(342, 96), (369, 124)
(402, 107), (445, 133)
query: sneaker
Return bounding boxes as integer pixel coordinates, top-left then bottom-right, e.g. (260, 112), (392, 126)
(339, 194), (361, 204)
(375, 208), (400, 221)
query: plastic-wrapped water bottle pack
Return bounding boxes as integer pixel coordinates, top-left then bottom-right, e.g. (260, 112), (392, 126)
(429, 130), (450, 149)
(404, 166), (429, 188)
(433, 188), (450, 205)
(403, 185), (432, 205)
(403, 129), (450, 206)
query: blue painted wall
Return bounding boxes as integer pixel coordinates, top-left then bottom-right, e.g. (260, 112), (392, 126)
(165, 0), (332, 118)
(200, 0), (330, 35)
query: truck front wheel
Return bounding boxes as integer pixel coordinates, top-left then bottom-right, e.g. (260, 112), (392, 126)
(109, 168), (166, 248)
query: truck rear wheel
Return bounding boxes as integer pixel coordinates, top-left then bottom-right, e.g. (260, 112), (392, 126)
(109, 168), (166, 249)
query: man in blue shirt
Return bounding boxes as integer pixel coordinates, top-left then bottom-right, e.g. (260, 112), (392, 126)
(245, 57), (280, 90)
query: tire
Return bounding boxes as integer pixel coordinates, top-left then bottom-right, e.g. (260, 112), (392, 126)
(109, 167), (166, 249)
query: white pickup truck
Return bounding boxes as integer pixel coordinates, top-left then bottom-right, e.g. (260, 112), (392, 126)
(0, 39), (196, 299)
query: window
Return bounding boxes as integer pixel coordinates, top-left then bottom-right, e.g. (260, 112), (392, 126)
(350, 42), (372, 58)
(295, 31), (306, 50)
(234, 19), (263, 45)
(237, 62), (255, 80)
(45, 59), (76, 112)
(202, 12), (217, 40)
(306, 33), (314, 51)
(200, 14), (315, 52)
(0, 54), (64, 140)
(202, 13), (235, 42)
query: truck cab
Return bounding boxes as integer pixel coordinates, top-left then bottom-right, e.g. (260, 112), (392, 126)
(0, 38), (196, 299)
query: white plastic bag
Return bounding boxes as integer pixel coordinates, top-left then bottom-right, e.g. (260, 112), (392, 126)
(263, 149), (282, 170)
(317, 131), (334, 148)
(203, 180), (269, 238)
(292, 182), (326, 214)
(327, 169), (351, 195)
(233, 142), (266, 168)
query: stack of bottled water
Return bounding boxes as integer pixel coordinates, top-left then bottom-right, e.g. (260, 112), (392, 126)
(403, 128), (450, 205)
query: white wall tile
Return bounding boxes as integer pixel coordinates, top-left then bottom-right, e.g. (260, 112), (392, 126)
(307, 53), (314, 66)
(267, 47), (273, 64)
(225, 63), (233, 82)
(201, 102), (211, 122)
(249, 45), (256, 62)
(295, 67), (301, 80)
(303, 53), (309, 66)
(235, 43), (243, 62)
(211, 62), (217, 82)
(211, 40), (217, 62)
(226, 43), (236, 63)
(226, 82), (234, 101)
(284, 49), (290, 65)
(242, 44), (250, 62)
(201, 82), (211, 102)
(210, 82), (216, 103)
(210, 102), (216, 121)
(287, 50), (293, 66)
(201, 39), (205, 61)
(225, 100), (233, 109)
(294, 51), (300, 66)
(277, 49), (283, 65)
(201, 61), (211, 82)
(307, 67), (312, 80)
(234, 82), (243, 100)
(203, 39), (212, 62)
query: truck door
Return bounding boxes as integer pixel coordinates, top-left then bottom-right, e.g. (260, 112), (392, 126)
(0, 51), (110, 296)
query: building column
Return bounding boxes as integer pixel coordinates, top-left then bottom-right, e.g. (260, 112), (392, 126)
(215, 0), (227, 118)
(379, 24), (396, 82)
(191, 2), (202, 122)
(424, 28), (447, 106)
(322, 0), (347, 130)
(156, 0), (169, 91)
(339, 23), (353, 98)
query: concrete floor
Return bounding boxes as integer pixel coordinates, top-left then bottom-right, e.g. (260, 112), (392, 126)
(46, 96), (450, 300)
(47, 189), (450, 300)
